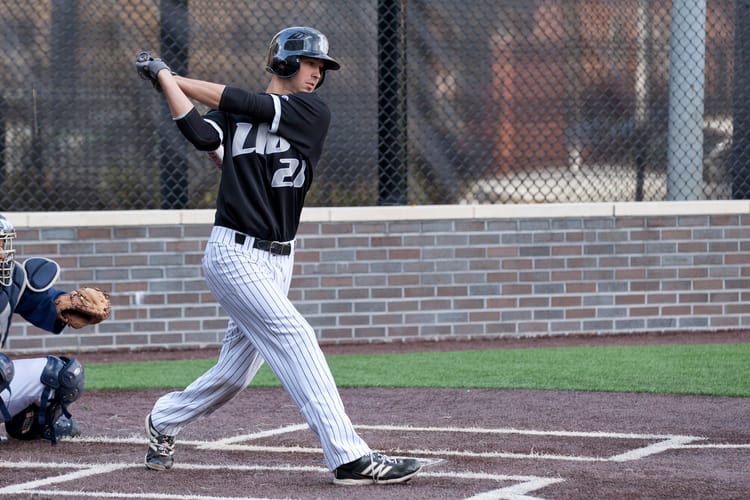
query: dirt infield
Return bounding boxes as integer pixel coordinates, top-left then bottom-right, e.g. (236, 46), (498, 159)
(2, 331), (749, 499)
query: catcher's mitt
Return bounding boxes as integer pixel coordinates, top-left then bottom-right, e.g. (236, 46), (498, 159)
(54, 287), (111, 329)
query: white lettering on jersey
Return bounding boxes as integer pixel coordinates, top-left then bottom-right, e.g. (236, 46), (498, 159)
(271, 158), (306, 188)
(232, 122), (290, 157)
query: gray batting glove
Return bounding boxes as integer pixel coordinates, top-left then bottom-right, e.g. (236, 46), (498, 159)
(135, 51), (172, 91)
(148, 58), (171, 78)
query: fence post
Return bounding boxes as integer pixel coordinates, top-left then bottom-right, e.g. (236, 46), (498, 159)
(0, 95), (4, 189)
(48, 0), (79, 210)
(377, 0), (407, 205)
(158, 0), (189, 209)
(666, 0), (705, 201)
(732, 0), (750, 199)
(634, 0), (652, 201)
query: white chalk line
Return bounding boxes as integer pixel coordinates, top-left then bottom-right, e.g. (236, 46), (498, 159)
(48, 423), (736, 463)
(357, 424), (702, 441)
(0, 492), (268, 500)
(462, 477), (566, 500)
(608, 436), (703, 462)
(0, 462), (124, 494)
(45, 421), (749, 463)
(678, 443), (750, 449)
(209, 423), (309, 446)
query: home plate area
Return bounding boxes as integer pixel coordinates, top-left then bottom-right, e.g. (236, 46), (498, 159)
(1, 421), (749, 499)
(1, 385), (749, 499)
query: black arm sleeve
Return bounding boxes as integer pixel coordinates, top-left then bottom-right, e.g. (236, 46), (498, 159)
(219, 86), (276, 121)
(175, 107), (222, 151)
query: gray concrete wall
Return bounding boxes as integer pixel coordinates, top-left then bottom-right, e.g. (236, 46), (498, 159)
(4, 201), (750, 354)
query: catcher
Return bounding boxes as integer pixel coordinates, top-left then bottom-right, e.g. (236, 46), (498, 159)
(0, 214), (111, 444)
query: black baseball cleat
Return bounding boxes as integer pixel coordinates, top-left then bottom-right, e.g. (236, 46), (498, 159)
(144, 414), (175, 471)
(333, 452), (421, 485)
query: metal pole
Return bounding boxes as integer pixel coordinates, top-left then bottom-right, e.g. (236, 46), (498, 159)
(159, 0), (189, 209)
(634, 0), (651, 201)
(377, 0), (407, 205)
(666, 0), (706, 200)
(732, 0), (750, 199)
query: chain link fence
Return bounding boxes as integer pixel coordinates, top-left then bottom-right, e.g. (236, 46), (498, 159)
(0, 1), (746, 210)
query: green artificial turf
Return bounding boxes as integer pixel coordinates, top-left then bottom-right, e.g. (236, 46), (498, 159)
(84, 342), (750, 397)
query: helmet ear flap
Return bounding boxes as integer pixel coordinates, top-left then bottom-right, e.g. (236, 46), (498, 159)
(316, 70), (326, 89)
(267, 54), (300, 78)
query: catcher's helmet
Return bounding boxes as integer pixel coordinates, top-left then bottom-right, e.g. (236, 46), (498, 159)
(0, 215), (16, 287)
(266, 26), (340, 89)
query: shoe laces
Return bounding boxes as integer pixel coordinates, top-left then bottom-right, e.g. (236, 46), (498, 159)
(152, 434), (175, 456)
(371, 452), (398, 465)
(148, 422), (175, 456)
(365, 452), (400, 482)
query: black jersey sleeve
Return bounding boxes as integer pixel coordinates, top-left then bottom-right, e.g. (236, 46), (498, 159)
(275, 92), (331, 162)
(175, 107), (222, 151)
(219, 87), (276, 121)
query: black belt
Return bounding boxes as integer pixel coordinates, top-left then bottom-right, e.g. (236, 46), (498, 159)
(234, 232), (292, 256)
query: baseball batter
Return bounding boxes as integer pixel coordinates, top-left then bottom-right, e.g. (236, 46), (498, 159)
(0, 214), (108, 443)
(136, 27), (420, 485)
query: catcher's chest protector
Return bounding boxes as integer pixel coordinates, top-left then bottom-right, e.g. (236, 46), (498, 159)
(0, 265), (26, 347)
(0, 258), (59, 347)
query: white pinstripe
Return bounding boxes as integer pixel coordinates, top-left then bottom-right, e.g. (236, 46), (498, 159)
(150, 226), (370, 470)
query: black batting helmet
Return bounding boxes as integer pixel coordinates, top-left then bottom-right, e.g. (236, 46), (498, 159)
(266, 26), (340, 89)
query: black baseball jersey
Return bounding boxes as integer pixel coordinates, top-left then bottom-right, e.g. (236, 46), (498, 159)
(203, 88), (331, 242)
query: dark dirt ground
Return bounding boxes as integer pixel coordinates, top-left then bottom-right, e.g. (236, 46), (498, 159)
(2, 330), (749, 499)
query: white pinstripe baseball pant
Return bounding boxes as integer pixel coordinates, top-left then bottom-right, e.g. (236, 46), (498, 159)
(150, 226), (371, 470)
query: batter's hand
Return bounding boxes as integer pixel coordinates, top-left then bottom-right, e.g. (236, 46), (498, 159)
(135, 51), (172, 90)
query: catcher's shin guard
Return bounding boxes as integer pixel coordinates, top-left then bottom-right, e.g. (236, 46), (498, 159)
(5, 405), (81, 442)
(38, 356), (85, 444)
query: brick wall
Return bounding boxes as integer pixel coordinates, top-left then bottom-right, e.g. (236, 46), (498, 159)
(4, 201), (750, 354)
